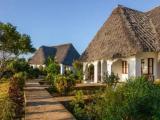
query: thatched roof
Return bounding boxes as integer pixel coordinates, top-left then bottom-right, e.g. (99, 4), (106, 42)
(29, 43), (80, 66)
(146, 6), (160, 37)
(81, 5), (160, 62)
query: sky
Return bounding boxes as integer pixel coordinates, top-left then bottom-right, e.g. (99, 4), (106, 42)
(0, 0), (160, 57)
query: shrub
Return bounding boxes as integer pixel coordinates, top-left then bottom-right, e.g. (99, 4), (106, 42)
(9, 73), (26, 119)
(103, 72), (119, 87)
(28, 67), (41, 79)
(4, 58), (40, 79)
(45, 57), (60, 86)
(87, 77), (160, 120)
(54, 74), (75, 95)
(70, 90), (87, 120)
(46, 73), (56, 86)
(73, 61), (83, 82)
(13, 72), (26, 90)
(54, 75), (67, 94)
(6, 58), (30, 74)
(45, 57), (60, 75)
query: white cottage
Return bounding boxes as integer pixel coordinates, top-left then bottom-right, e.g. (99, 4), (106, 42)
(29, 43), (80, 74)
(81, 5), (160, 83)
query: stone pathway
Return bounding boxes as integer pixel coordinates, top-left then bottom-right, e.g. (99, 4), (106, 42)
(24, 79), (76, 120)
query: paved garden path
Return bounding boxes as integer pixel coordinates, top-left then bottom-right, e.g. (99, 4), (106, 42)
(24, 79), (76, 120)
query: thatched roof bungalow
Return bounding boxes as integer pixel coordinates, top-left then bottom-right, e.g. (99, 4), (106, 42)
(29, 43), (80, 74)
(81, 5), (160, 83)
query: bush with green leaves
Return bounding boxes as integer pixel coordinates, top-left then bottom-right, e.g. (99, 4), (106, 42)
(7, 59), (29, 73)
(70, 90), (88, 120)
(13, 72), (26, 90)
(28, 67), (42, 79)
(54, 74), (75, 95)
(73, 61), (83, 83)
(45, 58), (60, 83)
(45, 57), (60, 74)
(86, 77), (160, 120)
(5, 58), (40, 79)
(103, 72), (119, 87)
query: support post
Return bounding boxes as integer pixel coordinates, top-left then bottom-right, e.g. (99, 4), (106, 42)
(94, 61), (98, 83)
(83, 63), (87, 81)
(60, 64), (65, 75)
(101, 60), (104, 82)
(107, 60), (112, 75)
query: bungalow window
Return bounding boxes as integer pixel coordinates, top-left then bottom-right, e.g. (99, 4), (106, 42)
(148, 58), (154, 74)
(141, 58), (154, 75)
(122, 61), (128, 74)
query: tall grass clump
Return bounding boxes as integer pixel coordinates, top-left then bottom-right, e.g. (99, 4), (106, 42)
(0, 79), (15, 120)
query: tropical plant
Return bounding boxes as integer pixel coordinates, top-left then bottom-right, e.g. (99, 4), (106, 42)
(70, 90), (87, 120)
(86, 77), (160, 120)
(54, 74), (75, 95)
(45, 57), (60, 82)
(73, 61), (83, 82)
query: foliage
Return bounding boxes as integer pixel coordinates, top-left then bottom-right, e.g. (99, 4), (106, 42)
(6, 58), (40, 79)
(0, 22), (35, 119)
(46, 73), (56, 86)
(45, 57), (60, 82)
(28, 67), (42, 79)
(7, 58), (29, 73)
(0, 23), (35, 75)
(54, 74), (76, 95)
(73, 61), (83, 82)
(8, 72), (26, 118)
(0, 80), (15, 120)
(103, 72), (119, 87)
(0, 60), (28, 119)
(0, 23), (35, 56)
(13, 72), (26, 90)
(45, 57), (60, 74)
(86, 77), (160, 120)
(38, 65), (47, 76)
(70, 90), (88, 120)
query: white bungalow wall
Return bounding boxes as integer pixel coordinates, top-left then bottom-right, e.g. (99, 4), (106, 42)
(135, 52), (158, 79)
(83, 52), (160, 83)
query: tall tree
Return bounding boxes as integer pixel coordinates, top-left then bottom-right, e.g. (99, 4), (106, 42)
(0, 23), (35, 74)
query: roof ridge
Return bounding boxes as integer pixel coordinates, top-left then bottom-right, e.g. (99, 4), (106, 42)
(52, 43), (72, 47)
(146, 5), (160, 13)
(117, 5), (144, 13)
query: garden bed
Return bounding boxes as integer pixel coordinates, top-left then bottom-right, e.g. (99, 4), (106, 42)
(0, 80), (25, 120)
(46, 83), (106, 97)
